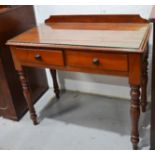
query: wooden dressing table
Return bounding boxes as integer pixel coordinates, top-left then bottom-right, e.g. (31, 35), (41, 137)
(7, 15), (150, 149)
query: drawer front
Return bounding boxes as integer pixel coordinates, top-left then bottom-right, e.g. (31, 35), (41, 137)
(66, 50), (128, 72)
(14, 48), (64, 67)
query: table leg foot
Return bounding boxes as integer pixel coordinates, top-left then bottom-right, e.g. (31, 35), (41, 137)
(130, 85), (140, 150)
(18, 70), (38, 125)
(132, 143), (139, 150)
(31, 113), (38, 125)
(50, 69), (60, 99)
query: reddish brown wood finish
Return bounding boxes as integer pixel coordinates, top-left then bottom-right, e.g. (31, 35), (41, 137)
(0, 5), (7, 9)
(0, 5), (10, 12)
(0, 5), (48, 121)
(130, 85), (140, 150)
(128, 53), (142, 150)
(7, 22), (150, 53)
(45, 14), (148, 23)
(7, 14), (150, 150)
(10, 47), (129, 77)
(65, 50), (128, 72)
(12, 47), (64, 67)
(17, 70), (38, 125)
(128, 54), (141, 85)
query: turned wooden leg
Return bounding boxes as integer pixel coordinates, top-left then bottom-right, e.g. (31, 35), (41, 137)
(50, 69), (60, 99)
(18, 70), (38, 125)
(130, 85), (140, 150)
(141, 50), (148, 112)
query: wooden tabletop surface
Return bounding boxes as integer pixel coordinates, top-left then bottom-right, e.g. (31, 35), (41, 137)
(7, 22), (150, 52)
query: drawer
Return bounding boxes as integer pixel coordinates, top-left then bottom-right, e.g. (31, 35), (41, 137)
(66, 50), (128, 72)
(14, 48), (64, 67)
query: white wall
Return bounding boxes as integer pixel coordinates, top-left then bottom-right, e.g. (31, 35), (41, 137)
(34, 5), (153, 100)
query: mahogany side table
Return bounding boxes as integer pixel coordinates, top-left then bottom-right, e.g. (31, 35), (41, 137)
(7, 14), (150, 149)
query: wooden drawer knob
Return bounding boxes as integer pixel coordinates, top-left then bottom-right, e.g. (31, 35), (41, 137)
(35, 54), (42, 60)
(92, 58), (100, 65)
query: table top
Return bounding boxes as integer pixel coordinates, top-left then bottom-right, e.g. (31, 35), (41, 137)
(7, 15), (150, 53)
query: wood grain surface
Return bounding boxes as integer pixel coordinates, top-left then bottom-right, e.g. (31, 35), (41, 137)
(7, 23), (150, 51)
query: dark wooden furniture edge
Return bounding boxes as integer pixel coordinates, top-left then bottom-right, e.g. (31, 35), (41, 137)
(45, 14), (148, 23)
(0, 5), (48, 121)
(149, 6), (155, 150)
